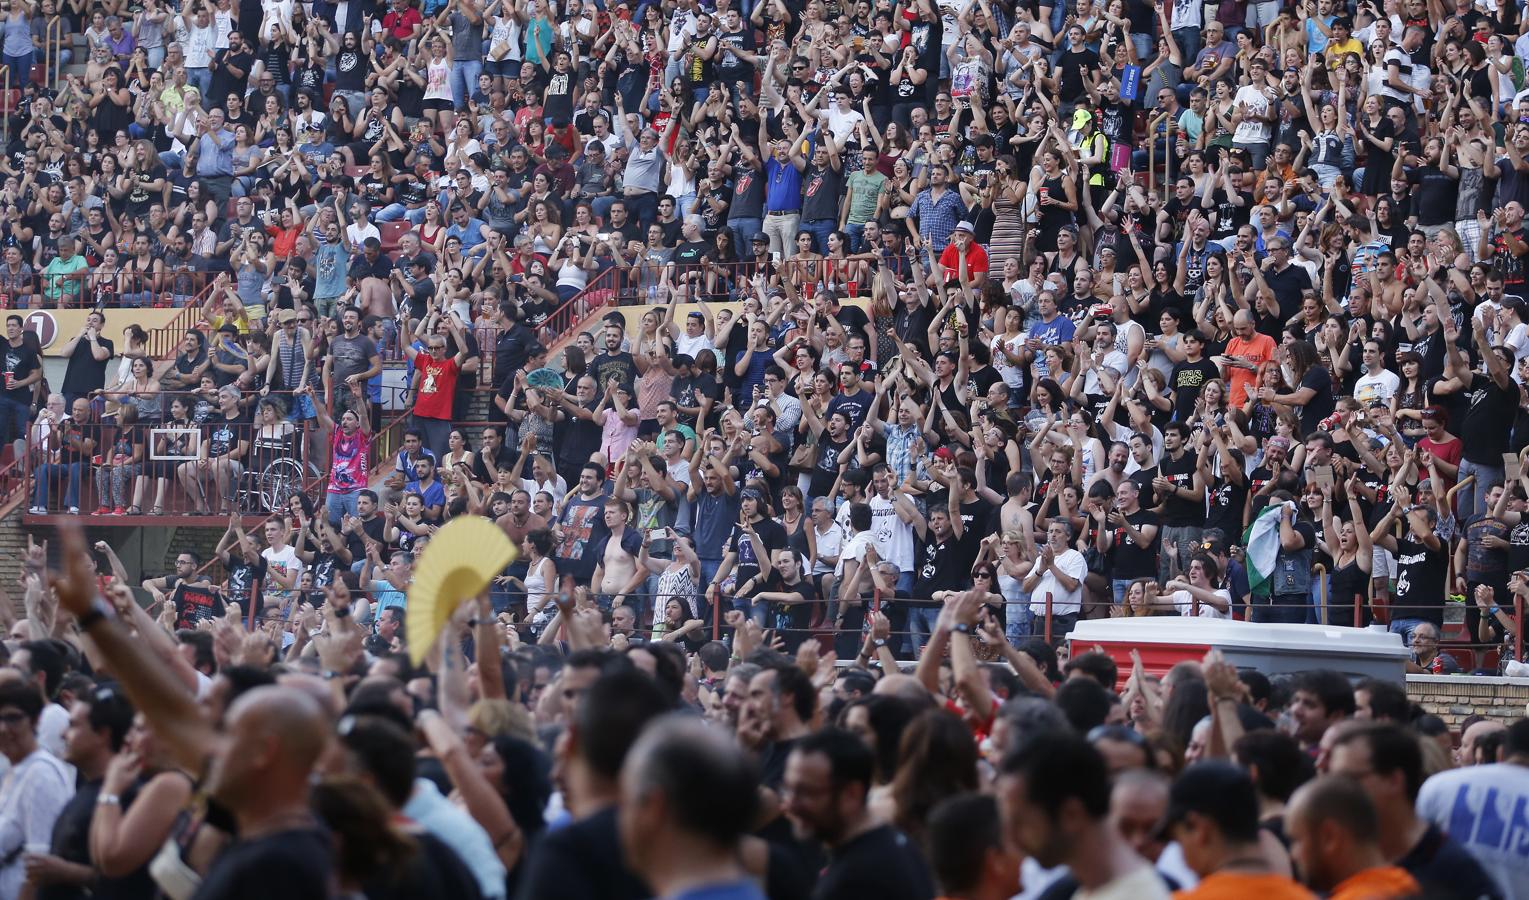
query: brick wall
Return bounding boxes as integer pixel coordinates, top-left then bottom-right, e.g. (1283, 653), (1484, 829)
(1407, 675), (1529, 730)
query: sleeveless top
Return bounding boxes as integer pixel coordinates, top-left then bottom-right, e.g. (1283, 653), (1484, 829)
(424, 58), (452, 101)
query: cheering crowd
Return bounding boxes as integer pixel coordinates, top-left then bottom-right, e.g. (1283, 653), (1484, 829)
(0, 0), (1529, 894)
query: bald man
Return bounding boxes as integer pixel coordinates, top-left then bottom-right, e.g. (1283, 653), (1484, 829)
(50, 526), (335, 897)
(1217, 309), (1276, 407)
(1286, 775), (1419, 899)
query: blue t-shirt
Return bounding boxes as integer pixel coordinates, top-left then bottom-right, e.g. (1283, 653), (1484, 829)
(692, 489), (741, 560)
(764, 158), (803, 213)
(314, 241), (349, 299)
(670, 882), (768, 900)
(406, 477), (447, 513)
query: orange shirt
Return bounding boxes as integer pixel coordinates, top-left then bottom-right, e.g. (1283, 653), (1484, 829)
(1224, 331), (1276, 408)
(1174, 871), (1315, 900)
(1327, 866), (1420, 900)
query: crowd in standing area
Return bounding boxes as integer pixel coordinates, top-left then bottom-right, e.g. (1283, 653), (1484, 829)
(0, 0), (1527, 895)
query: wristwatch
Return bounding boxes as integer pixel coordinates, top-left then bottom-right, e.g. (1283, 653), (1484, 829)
(97, 794), (121, 807)
(953, 622), (972, 634)
(872, 638), (887, 647)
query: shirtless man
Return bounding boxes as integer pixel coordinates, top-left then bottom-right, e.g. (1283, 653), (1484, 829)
(1086, 441), (1130, 494)
(496, 488), (547, 544)
(592, 498), (646, 611)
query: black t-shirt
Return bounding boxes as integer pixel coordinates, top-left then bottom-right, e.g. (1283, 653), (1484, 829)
(912, 531), (963, 605)
(1158, 449), (1201, 526)
(812, 825), (936, 900)
(172, 578), (224, 629)
(802, 165), (844, 221)
(1205, 452), (1248, 536)
(194, 828), (332, 900)
(365, 830), (484, 900)
(1461, 373), (1518, 465)
(1296, 365), (1336, 436)
(727, 517), (788, 587)
(758, 570), (817, 650)
(514, 807), (648, 900)
(810, 434), (854, 498)
(590, 350), (638, 395)
(834, 305), (871, 343)
(62, 333), (113, 398)
(1169, 358), (1219, 422)
(670, 373), (719, 426)
(2, 337), (38, 402)
(1109, 508), (1160, 579)
(223, 553), (267, 617)
(1394, 536), (1447, 627)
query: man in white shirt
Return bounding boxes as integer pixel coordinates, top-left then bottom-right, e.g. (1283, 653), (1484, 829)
(1353, 338), (1402, 403)
(260, 518), (305, 615)
(1416, 718), (1529, 900)
(1022, 518), (1087, 638)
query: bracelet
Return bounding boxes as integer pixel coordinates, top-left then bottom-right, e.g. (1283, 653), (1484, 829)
(77, 597), (114, 631)
(97, 794), (121, 807)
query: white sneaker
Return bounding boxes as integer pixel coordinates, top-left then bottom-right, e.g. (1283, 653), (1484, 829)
(27, 506), (44, 514)
(67, 507), (79, 515)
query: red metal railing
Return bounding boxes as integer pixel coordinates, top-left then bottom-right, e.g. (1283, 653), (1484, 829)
(22, 389), (322, 518)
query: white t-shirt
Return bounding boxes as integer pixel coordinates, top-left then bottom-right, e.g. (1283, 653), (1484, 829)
(1353, 368), (1401, 405)
(812, 521), (844, 575)
(1169, 588), (1232, 618)
(869, 494), (915, 573)
(992, 334), (1027, 388)
(1026, 548), (1087, 616)
(1417, 763), (1529, 900)
(674, 332), (715, 360)
(261, 545), (304, 597)
(835, 530), (875, 579)
(1232, 84), (1273, 144)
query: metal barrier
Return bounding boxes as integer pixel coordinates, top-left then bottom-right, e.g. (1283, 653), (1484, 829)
(1147, 110), (1173, 194)
(43, 18), (61, 90)
(23, 389), (322, 518)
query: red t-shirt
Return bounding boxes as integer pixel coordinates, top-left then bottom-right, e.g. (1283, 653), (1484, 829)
(1418, 435), (1463, 493)
(938, 241), (989, 280)
(383, 7), (422, 40)
(412, 355), (459, 421)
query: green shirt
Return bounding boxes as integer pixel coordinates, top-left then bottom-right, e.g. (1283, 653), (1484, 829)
(42, 254), (88, 304)
(845, 169), (886, 226)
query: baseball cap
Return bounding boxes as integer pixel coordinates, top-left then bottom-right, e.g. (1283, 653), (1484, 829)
(1156, 761), (1260, 841)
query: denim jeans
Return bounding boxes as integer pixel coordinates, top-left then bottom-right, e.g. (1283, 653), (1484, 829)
(728, 218), (763, 255)
(1251, 592), (1309, 624)
(1158, 525), (1203, 584)
(1006, 595), (1033, 645)
(33, 461), (81, 510)
(326, 490), (360, 527)
(1173, 27), (1201, 70)
(1457, 458), (1504, 521)
(2, 51), (32, 85)
(845, 221), (867, 253)
(185, 66), (211, 97)
(803, 218), (836, 255)
(1389, 616), (1428, 647)
(450, 58), (482, 109)
(908, 604), (940, 656)
(0, 396), (28, 446)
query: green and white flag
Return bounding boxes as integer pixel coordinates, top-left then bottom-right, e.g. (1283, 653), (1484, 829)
(1241, 501), (1288, 600)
